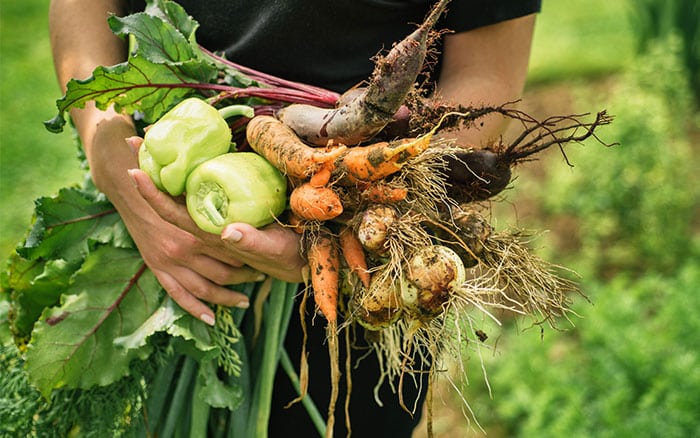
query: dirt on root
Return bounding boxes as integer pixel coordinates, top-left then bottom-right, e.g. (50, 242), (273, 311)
(411, 76), (618, 438)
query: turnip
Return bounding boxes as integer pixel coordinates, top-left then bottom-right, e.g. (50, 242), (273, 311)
(356, 205), (399, 256)
(353, 269), (403, 331)
(402, 245), (466, 319)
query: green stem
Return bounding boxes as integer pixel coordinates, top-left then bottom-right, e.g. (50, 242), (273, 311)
(144, 354), (179, 435)
(201, 190), (226, 226)
(226, 282), (260, 438)
(280, 348), (327, 437)
(249, 279), (297, 438)
(161, 357), (198, 438)
(190, 372), (211, 438)
(218, 104), (255, 120)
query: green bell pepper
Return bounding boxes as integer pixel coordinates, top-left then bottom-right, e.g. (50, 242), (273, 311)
(185, 152), (288, 234)
(138, 97), (254, 196)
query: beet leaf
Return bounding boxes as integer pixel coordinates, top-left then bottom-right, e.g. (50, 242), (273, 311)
(24, 245), (162, 398)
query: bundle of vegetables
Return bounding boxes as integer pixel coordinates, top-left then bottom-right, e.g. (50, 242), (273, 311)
(1, 0), (615, 437)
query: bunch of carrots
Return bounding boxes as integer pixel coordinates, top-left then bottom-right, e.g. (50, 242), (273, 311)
(222, 1), (615, 436)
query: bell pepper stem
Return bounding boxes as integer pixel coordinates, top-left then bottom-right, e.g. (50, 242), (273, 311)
(218, 104), (255, 120)
(201, 190), (226, 227)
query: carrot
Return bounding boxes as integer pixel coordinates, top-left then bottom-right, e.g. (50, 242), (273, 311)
(360, 183), (408, 204)
(246, 115), (346, 179)
(307, 229), (340, 323)
(339, 227), (371, 289)
(332, 133), (433, 184)
(306, 229), (341, 437)
(276, 0), (451, 146)
(248, 114), (432, 187)
(286, 210), (306, 234)
(290, 182), (344, 221)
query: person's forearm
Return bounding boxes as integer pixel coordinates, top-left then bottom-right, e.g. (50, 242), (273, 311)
(49, 0), (140, 206)
(436, 15), (536, 147)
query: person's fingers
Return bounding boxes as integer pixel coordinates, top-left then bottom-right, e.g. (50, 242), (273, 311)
(128, 168), (196, 228)
(221, 222), (305, 282)
(125, 136), (143, 155)
(156, 268), (251, 325)
(190, 255), (265, 285)
(156, 270), (218, 325)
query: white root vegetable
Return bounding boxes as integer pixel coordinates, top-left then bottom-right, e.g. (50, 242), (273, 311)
(356, 205), (399, 255)
(354, 270), (403, 331)
(402, 245), (466, 319)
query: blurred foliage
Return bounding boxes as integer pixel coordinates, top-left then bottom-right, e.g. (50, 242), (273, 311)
(539, 37), (698, 278)
(630, 0), (700, 105)
(527, 1), (635, 84)
(461, 29), (700, 438)
(0, 0), (84, 257)
(468, 262), (700, 438)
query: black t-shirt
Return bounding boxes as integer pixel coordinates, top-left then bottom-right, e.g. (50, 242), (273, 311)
(128, 0), (541, 92)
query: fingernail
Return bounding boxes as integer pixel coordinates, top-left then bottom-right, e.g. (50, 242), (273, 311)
(200, 313), (216, 326)
(235, 300), (250, 309)
(256, 274), (266, 282)
(127, 169), (138, 186)
(222, 227), (243, 242)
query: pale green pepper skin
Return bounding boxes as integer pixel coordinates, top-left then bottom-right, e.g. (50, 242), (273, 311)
(185, 152), (288, 233)
(138, 98), (233, 196)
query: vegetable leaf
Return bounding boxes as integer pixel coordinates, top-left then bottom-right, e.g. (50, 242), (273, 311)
(44, 0), (220, 133)
(25, 246), (162, 397)
(198, 359), (244, 410)
(6, 256), (79, 341)
(18, 187), (126, 262)
(44, 56), (201, 133)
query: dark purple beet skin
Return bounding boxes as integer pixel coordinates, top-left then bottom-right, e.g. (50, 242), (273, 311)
(442, 149), (512, 202)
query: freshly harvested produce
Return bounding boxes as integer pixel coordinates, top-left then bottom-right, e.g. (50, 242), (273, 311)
(331, 134), (433, 184)
(276, 0), (451, 146)
(339, 226), (371, 289)
(25, 1), (619, 437)
(356, 205), (399, 255)
(289, 182), (343, 221)
(185, 152), (287, 233)
(137, 97), (253, 196)
(442, 149), (512, 202)
(246, 114), (432, 186)
(402, 245), (466, 319)
(354, 269), (403, 331)
(245, 115), (346, 179)
(305, 229), (341, 436)
(440, 110), (616, 203)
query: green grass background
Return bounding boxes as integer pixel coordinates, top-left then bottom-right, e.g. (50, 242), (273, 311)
(1, 1), (84, 257)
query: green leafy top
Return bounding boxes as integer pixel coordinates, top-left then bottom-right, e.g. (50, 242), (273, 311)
(43, 0), (336, 134)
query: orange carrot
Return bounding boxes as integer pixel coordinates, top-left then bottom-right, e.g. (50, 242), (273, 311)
(309, 164), (332, 188)
(361, 183), (409, 204)
(246, 115), (346, 179)
(307, 229), (340, 322)
(290, 182), (344, 221)
(333, 134), (433, 184)
(306, 229), (341, 437)
(339, 227), (371, 289)
(286, 210), (306, 234)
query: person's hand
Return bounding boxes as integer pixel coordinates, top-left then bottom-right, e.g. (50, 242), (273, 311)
(125, 138), (305, 325)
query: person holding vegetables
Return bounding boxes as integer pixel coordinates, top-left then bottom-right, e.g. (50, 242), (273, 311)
(48, 0), (540, 436)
